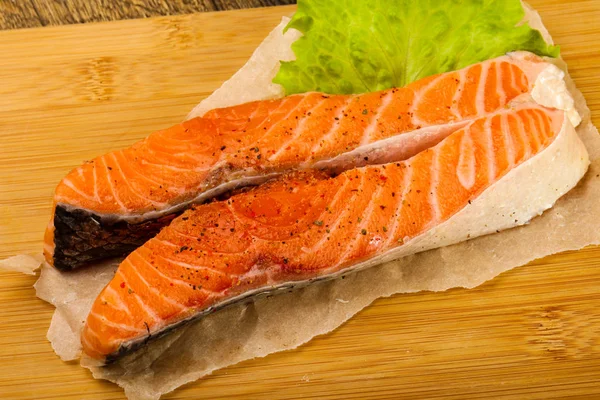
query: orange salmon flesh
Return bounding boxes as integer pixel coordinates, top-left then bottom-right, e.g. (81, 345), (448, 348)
(81, 103), (571, 361)
(45, 52), (551, 270)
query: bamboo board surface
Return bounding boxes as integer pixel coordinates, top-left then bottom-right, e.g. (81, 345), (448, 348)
(0, 2), (599, 399)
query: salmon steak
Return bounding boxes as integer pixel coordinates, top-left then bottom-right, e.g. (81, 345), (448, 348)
(46, 52), (554, 270)
(81, 101), (588, 362)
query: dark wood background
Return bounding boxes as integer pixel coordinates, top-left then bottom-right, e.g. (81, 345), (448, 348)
(0, 0), (294, 30)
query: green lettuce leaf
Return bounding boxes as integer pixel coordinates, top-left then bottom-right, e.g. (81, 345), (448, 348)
(273, 0), (559, 95)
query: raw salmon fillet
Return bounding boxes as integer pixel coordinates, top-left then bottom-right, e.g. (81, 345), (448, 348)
(81, 102), (589, 362)
(45, 52), (552, 270)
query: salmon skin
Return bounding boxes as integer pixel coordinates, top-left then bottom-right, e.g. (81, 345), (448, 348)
(81, 102), (589, 363)
(45, 52), (552, 271)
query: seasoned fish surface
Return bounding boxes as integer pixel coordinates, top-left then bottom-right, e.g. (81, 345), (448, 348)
(82, 103), (589, 362)
(45, 53), (550, 270)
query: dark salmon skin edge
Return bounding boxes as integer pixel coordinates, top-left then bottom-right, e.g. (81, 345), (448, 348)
(52, 205), (176, 271)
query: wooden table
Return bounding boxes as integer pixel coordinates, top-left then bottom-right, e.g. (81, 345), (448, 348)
(0, 1), (599, 399)
(0, 0), (293, 30)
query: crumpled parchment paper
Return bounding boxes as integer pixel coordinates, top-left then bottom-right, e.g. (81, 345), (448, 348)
(1, 5), (598, 400)
(0, 254), (44, 275)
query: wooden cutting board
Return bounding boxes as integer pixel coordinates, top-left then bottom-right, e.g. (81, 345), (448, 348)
(1, 2), (599, 399)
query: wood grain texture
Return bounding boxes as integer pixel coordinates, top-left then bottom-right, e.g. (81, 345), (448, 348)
(0, 0), (295, 30)
(0, 2), (599, 399)
(0, 1), (40, 29)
